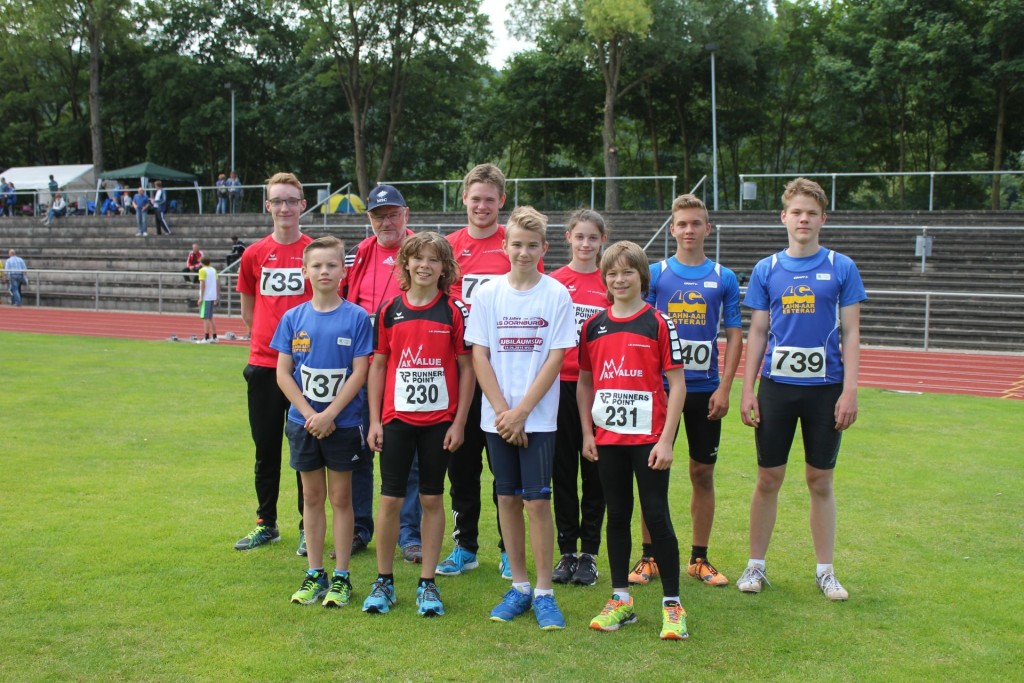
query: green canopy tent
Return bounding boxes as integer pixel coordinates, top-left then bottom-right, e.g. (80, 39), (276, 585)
(97, 162), (201, 212)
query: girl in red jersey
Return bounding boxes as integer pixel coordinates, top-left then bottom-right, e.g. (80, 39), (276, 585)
(577, 241), (690, 641)
(549, 209), (610, 586)
(363, 232), (475, 617)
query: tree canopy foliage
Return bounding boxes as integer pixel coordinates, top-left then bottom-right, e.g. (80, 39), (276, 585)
(0, 0), (1020, 210)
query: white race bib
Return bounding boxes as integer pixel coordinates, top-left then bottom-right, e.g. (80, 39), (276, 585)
(260, 267), (305, 296)
(573, 304), (604, 341)
(770, 345), (826, 379)
(679, 339), (713, 371)
(394, 368), (449, 411)
(460, 273), (502, 305)
(299, 365), (348, 401)
(592, 389), (654, 435)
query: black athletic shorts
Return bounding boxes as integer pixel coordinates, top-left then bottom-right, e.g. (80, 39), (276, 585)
(753, 378), (843, 470)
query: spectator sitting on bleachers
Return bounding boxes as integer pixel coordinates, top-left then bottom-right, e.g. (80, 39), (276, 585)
(183, 243), (204, 284)
(101, 197), (120, 216)
(42, 194), (67, 226)
(225, 235), (246, 267)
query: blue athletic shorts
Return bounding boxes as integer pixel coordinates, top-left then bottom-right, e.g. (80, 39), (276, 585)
(485, 432), (555, 501)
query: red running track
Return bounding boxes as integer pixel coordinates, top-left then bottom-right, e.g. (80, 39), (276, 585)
(2, 306), (1022, 400)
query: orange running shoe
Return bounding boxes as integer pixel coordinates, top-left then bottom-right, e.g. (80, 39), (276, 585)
(627, 556), (659, 585)
(688, 557), (729, 586)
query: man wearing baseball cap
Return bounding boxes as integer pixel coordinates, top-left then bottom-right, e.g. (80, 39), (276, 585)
(340, 184), (424, 563)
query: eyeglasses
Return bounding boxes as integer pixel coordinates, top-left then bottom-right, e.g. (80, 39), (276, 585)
(369, 210), (405, 225)
(267, 197), (303, 208)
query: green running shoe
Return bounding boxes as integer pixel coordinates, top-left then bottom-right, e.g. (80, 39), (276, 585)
(234, 521), (281, 551)
(290, 570), (328, 605)
(323, 573), (353, 608)
(590, 596), (638, 631)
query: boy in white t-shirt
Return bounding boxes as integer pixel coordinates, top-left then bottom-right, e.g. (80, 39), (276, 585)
(465, 206), (575, 630)
(197, 256), (219, 343)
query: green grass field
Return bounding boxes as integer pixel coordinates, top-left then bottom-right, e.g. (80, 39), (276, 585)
(1, 332), (1021, 682)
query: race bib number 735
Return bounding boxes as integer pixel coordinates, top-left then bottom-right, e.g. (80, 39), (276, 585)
(260, 267), (305, 296)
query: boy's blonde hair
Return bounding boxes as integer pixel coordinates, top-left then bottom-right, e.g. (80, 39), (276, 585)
(463, 163), (506, 196)
(782, 177), (828, 212)
(303, 235), (346, 263)
(506, 205), (548, 241)
(671, 193), (709, 223)
(266, 171), (303, 195)
(395, 231), (461, 294)
(600, 241), (650, 302)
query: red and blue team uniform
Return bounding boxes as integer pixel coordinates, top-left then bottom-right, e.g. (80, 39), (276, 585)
(373, 291), (471, 425)
(579, 304), (684, 446)
(744, 248), (866, 385)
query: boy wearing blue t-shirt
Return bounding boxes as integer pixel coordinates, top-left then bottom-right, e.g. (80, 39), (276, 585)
(738, 178), (866, 602)
(272, 236), (373, 607)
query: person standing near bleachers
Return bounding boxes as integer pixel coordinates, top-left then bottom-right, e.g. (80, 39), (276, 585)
(737, 177), (866, 602)
(152, 181), (172, 235)
(132, 187), (151, 236)
(233, 172), (313, 553)
(5, 249), (28, 306)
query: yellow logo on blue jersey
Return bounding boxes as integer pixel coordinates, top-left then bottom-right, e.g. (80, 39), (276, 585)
(667, 290), (707, 325)
(781, 285), (815, 313)
(291, 331), (311, 353)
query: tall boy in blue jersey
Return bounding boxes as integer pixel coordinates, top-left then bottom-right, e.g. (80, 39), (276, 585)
(738, 177), (865, 601)
(638, 194), (741, 588)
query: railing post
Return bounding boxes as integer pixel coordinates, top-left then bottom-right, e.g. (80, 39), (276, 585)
(929, 173), (935, 211)
(831, 174), (837, 211)
(94, 273), (100, 310)
(739, 175), (744, 211)
(442, 180), (448, 213)
(158, 275), (164, 313)
(590, 179), (595, 209)
(923, 292), (931, 351)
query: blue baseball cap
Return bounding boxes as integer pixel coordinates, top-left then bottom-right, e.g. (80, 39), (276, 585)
(366, 184), (407, 211)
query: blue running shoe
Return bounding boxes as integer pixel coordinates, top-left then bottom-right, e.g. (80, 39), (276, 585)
(416, 582), (445, 617)
(489, 588), (532, 622)
(533, 594), (566, 630)
(499, 551), (513, 580)
(361, 578), (397, 614)
(436, 546), (479, 576)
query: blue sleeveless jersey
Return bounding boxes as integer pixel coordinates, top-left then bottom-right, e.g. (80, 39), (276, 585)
(744, 249), (866, 385)
(648, 257), (741, 392)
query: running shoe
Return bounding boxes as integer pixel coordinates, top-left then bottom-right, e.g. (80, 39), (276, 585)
(688, 557), (728, 586)
(628, 556), (659, 585)
(533, 594), (566, 630)
(589, 596), (638, 632)
(234, 521), (280, 551)
(322, 573), (353, 608)
(296, 529), (307, 557)
(499, 551), (512, 580)
(816, 571), (849, 601)
(737, 565), (771, 594)
(436, 546), (479, 576)
(489, 588), (532, 622)
(552, 553), (578, 584)
(362, 578), (397, 613)
(402, 544), (423, 564)
(572, 553), (599, 586)
(290, 570), (328, 605)
(416, 582), (445, 617)
(660, 600), (689, 640)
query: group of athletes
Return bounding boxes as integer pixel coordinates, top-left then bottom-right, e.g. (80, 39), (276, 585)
(230, 164), (866, 641)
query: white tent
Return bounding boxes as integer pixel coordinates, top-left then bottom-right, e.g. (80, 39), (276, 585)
(0, 164), (96, 208)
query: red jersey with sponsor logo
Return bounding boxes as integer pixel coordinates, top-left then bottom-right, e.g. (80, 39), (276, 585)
(579, 304), (684, 446)
(373, 291), (470, 426)
(550, 266), (609, 382)
(237, 233), (313, 367)
(446, 225), (544, 307)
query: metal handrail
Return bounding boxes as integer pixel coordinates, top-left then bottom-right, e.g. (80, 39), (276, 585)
(642, 175), (708, 258)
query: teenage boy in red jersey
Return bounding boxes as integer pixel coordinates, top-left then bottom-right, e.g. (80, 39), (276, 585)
(362, 232), (475, 617)
(233, 172), (313, 552)
(549, 209), (610, 586)
(438, 164), (542, 579)
(578, 240), (689, 641)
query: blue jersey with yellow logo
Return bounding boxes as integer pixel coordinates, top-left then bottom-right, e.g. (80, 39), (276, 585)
(744, 248), (866, 385)
(648, 257), (742, 392)
(270, 300), (373, 427)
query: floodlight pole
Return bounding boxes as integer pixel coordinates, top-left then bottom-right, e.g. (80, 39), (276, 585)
(226, 83), (236, 173)
(706, 43), (719, 211)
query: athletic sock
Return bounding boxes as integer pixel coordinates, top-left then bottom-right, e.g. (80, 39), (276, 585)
(512, 581), (531, 595)
(378, 573), (394, 583)
(642, 543), (654, 558)
(418, 577), (434, 587)
(816, 563), (833, 578)
(691, 545), (708, 564)
(747, 559), (766, 570)
(533, 588), (554, 598)
(662, 595), (681, 605)
(613, 590), (630, 602)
